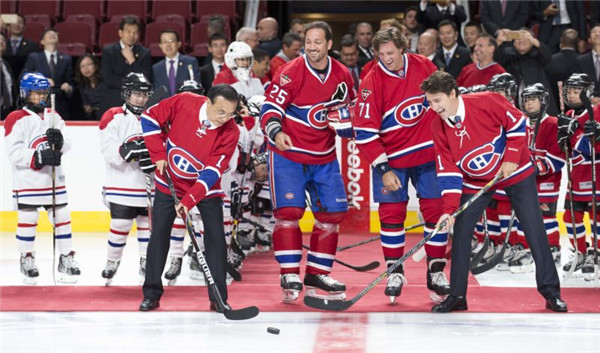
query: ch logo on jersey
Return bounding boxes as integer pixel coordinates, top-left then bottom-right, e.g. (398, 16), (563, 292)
(123, 134), (142, 144)
(167, 147), (204, 180)
(393, 95), (428, 127)
(306, 103), (331, 130)
(28, 134), (49, 151)
(459, 143), (503, 177)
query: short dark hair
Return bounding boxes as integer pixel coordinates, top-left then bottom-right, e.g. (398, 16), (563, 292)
(465, 21), (482, 32)
(207, 84), (239, 104)
(119, 15), (140, 31)
(438, 19), (457, 32)
(290, 18), (306, 27)
(253, 48), (269, 63)
(304, 21), (332, 42)
(340, 35), (358, 49)
(208, 32), (228, 46)
(477, 33), (497, 49)
(160, 29), (180, 43)
(40, 28), (57, 41)
(420, 71), (459, 97)
(560, 28), (579, 48)
(405, 6), (418, 15)
(282, 32), (301, 47)
(372, 27), (407, 52)
(74, 53), (102, 86)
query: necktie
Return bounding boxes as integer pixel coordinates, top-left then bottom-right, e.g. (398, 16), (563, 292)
(445, 52), (452, 66)
(168, 59), (176, 95)
(0, 60), (12, 110)
(49, 53), (56, 79)
(553, 0), (561, 25)
(441, 8), (447, 17)
(501, 0), (507, 17)
(11, 39), (19, 55)
(217, 64), (223, 72)
(351, 67), (359, 91)
(595, 54), (600, 82)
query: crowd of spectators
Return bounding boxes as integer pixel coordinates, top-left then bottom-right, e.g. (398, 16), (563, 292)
(3, 0), (600, 120)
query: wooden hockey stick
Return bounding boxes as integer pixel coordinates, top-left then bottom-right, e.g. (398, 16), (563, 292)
(165, 173), (258, 320)
(471, 210), (516, 275)
(304, 173), (503, 311)
(50, 93), (57, 285)
(339, 222), (425, 252)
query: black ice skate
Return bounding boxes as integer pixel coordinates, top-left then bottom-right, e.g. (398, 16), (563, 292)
(57, 251), (80, 283)
(237, 229), (255, 254)
(385, 263), (406, 305)
(550, 246), (561, 266)
(304, 273), (346, 301)
(280, 273), (303, 303)
(582, 248), (599, 281)
(509, 248), (534, 273)
(164, 257), (182, 285)
(253, 229), (272, 253)
(563, 250), (586, 272)
(101, 260), (120, 286)
(20, 252), (39, 285)
(427, 258), (450, 304)
(495, 244), (520, 271)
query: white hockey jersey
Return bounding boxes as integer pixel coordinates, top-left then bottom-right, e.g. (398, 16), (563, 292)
(99, 105), (153, 208)
(4, 107), (70, 206)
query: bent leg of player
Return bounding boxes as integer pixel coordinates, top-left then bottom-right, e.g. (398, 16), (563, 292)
(135, 214), (150, 280)
(48, 204), (80, 283)
(562, 204), (586, 272)
(164, 217), (185, 284)
(16, 207), (40, 285)
(103, 203), (136, 285)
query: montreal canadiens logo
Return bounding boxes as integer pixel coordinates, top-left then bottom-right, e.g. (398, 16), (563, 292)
(285, 192), (294, 200)
(168, 147), (204, 180)
(124, 134), (142, 144)
(459, 143), (502, 177)
(29, 134), (49, 151)
(306, 103), (330, 130)
(393, 95), (428, 127)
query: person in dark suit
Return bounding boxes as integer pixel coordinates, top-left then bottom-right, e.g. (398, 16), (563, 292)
(355, 22), (375, 61)
(339, 36), (364, 91)
(404, 6), (423, 52)
(418, 0), (467, 47)
(481, 0), (533, 37)
(418, 31), (445, 70)
(576, 24), (600, 103)
(152, 30), (200, 98)
(22, 29), (73, 119)
(1, 33), (17, 119)
(199, 33), (228, 91)
(257, 17), (282, 58)
(4, 14), (38, 79)
(532, 1), (586, 54)
(546, 29), (580, 110)
(434, 20), (471, 79)
(99, 16), (151, 116)
(495, 27), (557, 114)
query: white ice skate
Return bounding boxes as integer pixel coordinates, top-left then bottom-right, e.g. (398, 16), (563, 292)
(280, 273), (303, 303)
(101, 260), (120, 286)
(138, 256), (146, 285)
(20, 252), (39, 285)
(164, 257), (182, 286)
(385, 272), (407, 305)
(56, 251), (80, 284)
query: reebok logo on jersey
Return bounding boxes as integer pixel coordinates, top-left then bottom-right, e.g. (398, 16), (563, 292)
(361, 89), (372, 101)
(280, 74), (291, 86)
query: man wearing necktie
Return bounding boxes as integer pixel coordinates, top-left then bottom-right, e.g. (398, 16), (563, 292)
(22, 29), (73, 119)
(575, 24), (600, 103)
(534, 0), (587, 54)
(152, 30), (201, 99)
(339, 36), (366, 91)
(434, 20), (471, 79)
(199, 33), (229, 91)
(4, 14), (38, 80)
(355, 23), (374, 61)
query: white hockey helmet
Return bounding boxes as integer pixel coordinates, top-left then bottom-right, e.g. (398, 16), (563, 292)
(225, 41), (254, 82)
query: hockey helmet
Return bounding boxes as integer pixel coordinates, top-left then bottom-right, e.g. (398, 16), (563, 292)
(458, 86), (470, 95)
(121, 72), (153, 115)
(177, 80), (205, 95)
(520, 83), (548, 119)
(20, 72), (51, 113)
(469, 84), (487, 93)
(225, 41), (254, 82)
(487, 73), (517, 103)
(563, 73), (593, 109)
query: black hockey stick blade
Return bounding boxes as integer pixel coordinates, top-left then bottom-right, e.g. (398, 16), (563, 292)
(146, 85), (168, 107)
(304, 295), (354, 311)
(471, 243), (507, 275)
(301, 244), (380, 272)
(469, 237), (490, 269)
(226, 263), (242, 281)
(223, 304), (260, 320)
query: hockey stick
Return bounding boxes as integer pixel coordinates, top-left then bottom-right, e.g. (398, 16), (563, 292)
(580, 91), (599, 282)
(304, 172), (504, 311)
(337, 222), (425, 252)
(471, 210), (516, 275)
(187, 64), (195, 81)
(469, 211), (491, 269)
(165, 173), (259, 320)
(300, 243), (380, 272)
(50, 93), (57, 285)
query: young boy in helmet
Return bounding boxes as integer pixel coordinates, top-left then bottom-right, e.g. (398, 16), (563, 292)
(214, 41), (265, 98)
(509, 83), (565, 273)
(4, 72), (80, 285)
(557, 73), (600, 280)
(98, 72), (155, 284)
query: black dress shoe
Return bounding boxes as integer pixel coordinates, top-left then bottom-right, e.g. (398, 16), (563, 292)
(139, 298), (160, 311)
(546, 296), (568, 312)
(209, 300), (232, 313)
(431, 295), (468, 313)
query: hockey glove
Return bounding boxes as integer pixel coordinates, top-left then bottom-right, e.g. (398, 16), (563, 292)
(138, 151), (156, 174)
(236, 152), (253, 174)
(583, 119), (600, 138)
(534, 157), (551, 176)
(46, 128), (64, 150)
(327, 107), (353, 138)
(557, 114), (579, 147)
(119, 140), (147, 162)
(33, 149), (62, 169)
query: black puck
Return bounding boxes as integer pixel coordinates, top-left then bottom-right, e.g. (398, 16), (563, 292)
(267, 327), (280, 335)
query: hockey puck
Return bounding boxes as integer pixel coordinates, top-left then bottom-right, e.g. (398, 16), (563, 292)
(267, 327), (280, 335)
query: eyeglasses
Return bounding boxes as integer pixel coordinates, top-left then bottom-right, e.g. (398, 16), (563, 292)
(216, 110), (236, 118)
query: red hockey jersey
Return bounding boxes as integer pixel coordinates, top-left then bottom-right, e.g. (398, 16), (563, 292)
(530, 114), (565, 203)
(353, 54), (437, 168)
(569, 108), (600, 202)
(456, 62), (506, 88)
(431, 92), (535, 214)
(260, 54), (356, 165)
(141, 92), (240, 209)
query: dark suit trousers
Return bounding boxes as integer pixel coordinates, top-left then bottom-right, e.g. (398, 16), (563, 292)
(449, 173), (561, 299)
(142, 190), (228, 302)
